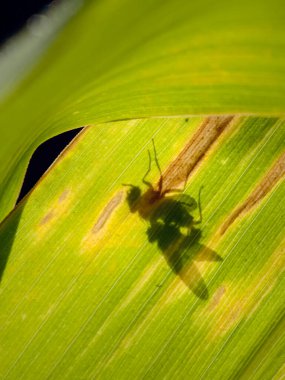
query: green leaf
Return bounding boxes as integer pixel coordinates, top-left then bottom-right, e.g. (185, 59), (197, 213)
(0, 0), (285, 220)
(0, 116), (284, 379)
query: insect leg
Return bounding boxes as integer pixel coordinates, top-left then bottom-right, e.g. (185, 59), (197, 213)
(163, 188), (183, 195)
(161, 167), (189, 196)
(194, 186), (203, 224)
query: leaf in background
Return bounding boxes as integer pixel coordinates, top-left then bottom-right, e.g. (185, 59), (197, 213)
(0, 116), (284, 379)
(0, 0), (285, 220)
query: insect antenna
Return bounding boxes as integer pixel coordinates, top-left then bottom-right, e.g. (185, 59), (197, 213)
(152, 138), (163, 194)
(142, 149), (153, 189)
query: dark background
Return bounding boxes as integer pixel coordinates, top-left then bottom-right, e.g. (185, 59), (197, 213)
(0, 1), (82, 202)
(0, 1), (54, 45)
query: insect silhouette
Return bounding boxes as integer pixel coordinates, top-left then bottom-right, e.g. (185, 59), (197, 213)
(124, 140), (202, 228)
(124, 140), (221, 300)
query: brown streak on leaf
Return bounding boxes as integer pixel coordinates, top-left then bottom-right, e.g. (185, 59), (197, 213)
(58, 189), (70, 203)
(39, 211), (55, 225)
(208, 285), (226, 311)
(161, 116), (234, 191)
(92, 191), (123, 234)
(221, 151), (285, 234)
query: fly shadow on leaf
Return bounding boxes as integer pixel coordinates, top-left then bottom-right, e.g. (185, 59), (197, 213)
(124, 140), (222, 300)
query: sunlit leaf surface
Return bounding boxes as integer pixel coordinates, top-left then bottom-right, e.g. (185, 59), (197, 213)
(0, 0), (285, 220)
(0, 116), (284, 379)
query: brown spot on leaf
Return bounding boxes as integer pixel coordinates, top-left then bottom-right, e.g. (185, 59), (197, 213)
(92, 191), (123, 235)
(161, 116), (234, 191)
(208, 285), (226, 311)
(39, 211), (54, 225)
(221, 151), (285, 234)
(58, 189), (69, 203)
